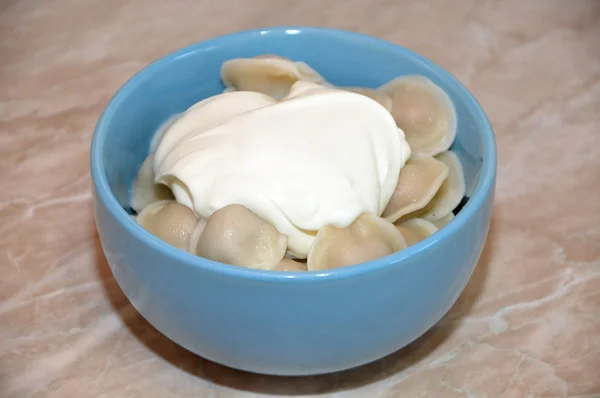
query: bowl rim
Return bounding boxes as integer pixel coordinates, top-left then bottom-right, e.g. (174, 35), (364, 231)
(91, 26), (497, 283)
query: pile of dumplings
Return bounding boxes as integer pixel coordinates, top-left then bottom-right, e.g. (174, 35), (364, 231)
(130, 54), (466, 272)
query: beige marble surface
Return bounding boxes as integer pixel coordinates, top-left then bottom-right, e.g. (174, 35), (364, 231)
(1, 0), (599, 396)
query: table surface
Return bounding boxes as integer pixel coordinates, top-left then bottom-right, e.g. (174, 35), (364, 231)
(1, 1), (599, 397)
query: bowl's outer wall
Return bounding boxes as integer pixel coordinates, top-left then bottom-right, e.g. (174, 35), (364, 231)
(92, 28), (495, 375)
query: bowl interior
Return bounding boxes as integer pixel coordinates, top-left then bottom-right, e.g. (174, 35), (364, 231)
(93, 26), (491, 249)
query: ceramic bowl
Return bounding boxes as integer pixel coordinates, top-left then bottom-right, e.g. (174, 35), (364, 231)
(91, 26), (496, 376)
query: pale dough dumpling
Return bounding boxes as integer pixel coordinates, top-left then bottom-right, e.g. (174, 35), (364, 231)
(136, 200), (199, 250)
(193, 204), (287, 270)
(381, 153), (449, 223)
(341, 87), (392, 112)
(419, 151), (466, 221)
(273, 258), (308, 272)
(254, 54), (292, 61)
(395, 218), (438, 246)
(186, 217), (208, 253)
(379, 75), (457, 156)
(130, 153), (174, 213)
(431, 212), (455, 229)
(221, 55), (327, 100)
(307, 213), (407, 271)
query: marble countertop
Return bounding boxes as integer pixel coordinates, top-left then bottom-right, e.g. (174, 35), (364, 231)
(1, 0), (599, 397)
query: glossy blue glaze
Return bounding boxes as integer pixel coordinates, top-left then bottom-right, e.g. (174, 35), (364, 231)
(91, 27), (496, 376)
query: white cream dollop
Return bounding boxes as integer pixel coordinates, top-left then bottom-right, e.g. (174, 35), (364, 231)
(153, 81), (411, 258)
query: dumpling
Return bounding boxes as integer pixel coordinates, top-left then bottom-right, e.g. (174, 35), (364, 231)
(273, 258), (308, 272)
(130, 153), (174, 213)
(419, 151), (466, 221)
(307, 213), (406, 271)
(192, 204), (287, 270)
(136, 200), (199, 250)
(186, 217), (208, 253)
(381, 153), (449, 223)
(220, 55), (327, 100)
(395, 218), (438, 246)
(340, 87), (392, 112)
(254, 54), (292, 61)
(431, 212), (455, 229)
(379, 75), (457, 156)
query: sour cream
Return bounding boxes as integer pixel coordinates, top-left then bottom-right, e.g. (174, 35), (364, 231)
(153, 81), (411, 258)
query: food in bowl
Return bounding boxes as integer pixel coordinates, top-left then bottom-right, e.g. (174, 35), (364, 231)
(129, 54), (466, 272)
(92, 27), (496, 376)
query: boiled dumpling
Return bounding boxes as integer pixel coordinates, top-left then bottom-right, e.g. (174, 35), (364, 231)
(186, 217), (208, 253)
(221, 55), (327, 100)
(130, 153), (174, 213)
(307, 213), (406, 271)
(431, 212), (455, 229)
(254, 54), (292, 61)
(395, 218), (438, 246)
(381, 153), (449, 223)
(379, 75), (457, 156)
(341, 87), (392, 112)
(419, 151), (466, 221)
(192, 204), (287, 270)
(273, 258), (308, 272)
(136, 200), (199, 250)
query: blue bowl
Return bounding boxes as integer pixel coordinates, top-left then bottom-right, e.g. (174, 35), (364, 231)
(91, 27), (496, 376)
